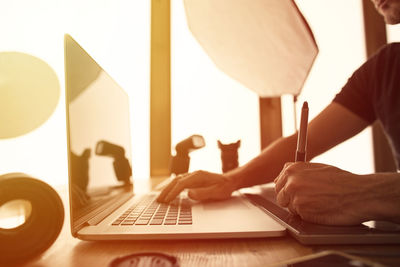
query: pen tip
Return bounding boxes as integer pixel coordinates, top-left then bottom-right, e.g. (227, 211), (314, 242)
(303, 101), (308, 109)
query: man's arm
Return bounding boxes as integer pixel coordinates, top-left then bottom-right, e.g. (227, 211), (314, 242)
(158, 102), (370, 203)
(228, 102), (370, 189)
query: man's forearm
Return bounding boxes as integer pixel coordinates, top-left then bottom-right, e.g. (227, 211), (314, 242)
(364, 172), (400, 223)
(226, 133), (298, 190)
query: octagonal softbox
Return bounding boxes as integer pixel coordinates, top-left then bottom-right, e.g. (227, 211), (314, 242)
(183, 0), (318, 97)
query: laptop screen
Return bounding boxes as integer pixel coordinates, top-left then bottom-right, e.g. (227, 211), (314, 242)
(64, 35), (133, 229)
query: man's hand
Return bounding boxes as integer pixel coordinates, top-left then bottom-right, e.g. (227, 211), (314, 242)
(157, 171), (237, 203)
(274, 162), (376, 225)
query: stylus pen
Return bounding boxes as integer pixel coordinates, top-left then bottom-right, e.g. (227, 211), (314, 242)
(295, 101), (309, 162)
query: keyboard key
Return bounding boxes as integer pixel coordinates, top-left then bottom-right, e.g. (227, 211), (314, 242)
(164, 220), (177, 225)
(179, 218), (192, 221)
(121, 221), (135, 225)
(114, 195), (192, 227)
(135, 219), (150, 225)
(150, 219), (163, 225)
(178, 221), (192, 225)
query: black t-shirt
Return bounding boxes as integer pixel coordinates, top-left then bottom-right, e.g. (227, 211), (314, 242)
(333, 43), (400, 169)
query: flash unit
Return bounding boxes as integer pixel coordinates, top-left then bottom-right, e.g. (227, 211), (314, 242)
(170, 135), (205, 175)
(95, 140), (132, 184)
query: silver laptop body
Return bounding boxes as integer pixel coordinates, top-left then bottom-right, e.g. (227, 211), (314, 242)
(64, 34), (286, 240)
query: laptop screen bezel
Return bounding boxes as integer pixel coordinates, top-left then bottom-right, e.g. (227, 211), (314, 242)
(64, 34), (134, 236)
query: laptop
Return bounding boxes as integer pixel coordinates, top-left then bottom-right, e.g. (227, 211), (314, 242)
(64, 34), (286, 240)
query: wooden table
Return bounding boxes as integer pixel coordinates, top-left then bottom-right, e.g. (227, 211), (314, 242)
(18, 179), (400, 267)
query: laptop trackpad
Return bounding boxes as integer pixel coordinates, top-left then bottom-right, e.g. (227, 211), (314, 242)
(202, 196), (249, 211)
(192, 195), (284, 233)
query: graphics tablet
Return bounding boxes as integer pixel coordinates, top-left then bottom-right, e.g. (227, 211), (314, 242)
(244, 186), (400, 245)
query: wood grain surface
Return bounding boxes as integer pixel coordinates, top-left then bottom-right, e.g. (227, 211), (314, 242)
(19, 179), (400, 267)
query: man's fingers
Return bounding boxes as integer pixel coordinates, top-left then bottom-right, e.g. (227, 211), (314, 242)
(163, 173), (207, 202)
(287, 199), (298, 215)
(157, 176), (179, 202)
(274, 162), (308, 193)
(157, 175), (184, 202)
(163, 179), (189, 203)
(276, 186), (290, 207)
(274, 171), (289, 194)
(159, 171), (221, 203)
(274, 163), (294, 193)
(274, 162), (293, 183)
(287, 204), (297, 215)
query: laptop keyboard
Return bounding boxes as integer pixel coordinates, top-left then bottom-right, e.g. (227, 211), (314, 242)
(112, 195), (192, 226)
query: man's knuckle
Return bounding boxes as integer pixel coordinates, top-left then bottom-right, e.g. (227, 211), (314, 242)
(285, 167), (294, 175)
(285, 179), (298, 193)
(284, 162), (292, 168)
(276, 193), (285, 205)
(195, 170), (205, 176)
(175, 180), (185, 189)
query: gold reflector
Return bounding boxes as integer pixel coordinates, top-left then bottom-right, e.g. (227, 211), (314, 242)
(0, 52), (60, 138)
